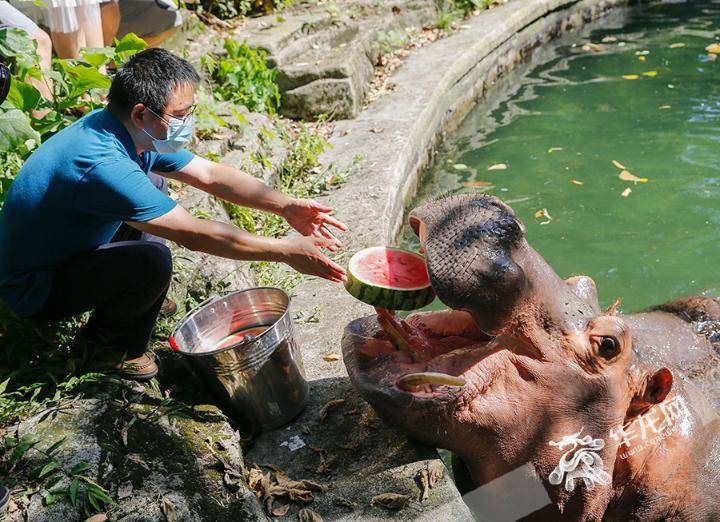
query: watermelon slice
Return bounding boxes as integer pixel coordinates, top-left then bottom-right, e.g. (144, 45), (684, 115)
(345, 247), (435, 310)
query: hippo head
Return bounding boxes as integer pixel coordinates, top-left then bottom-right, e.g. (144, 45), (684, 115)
(342, 194), (674, 516)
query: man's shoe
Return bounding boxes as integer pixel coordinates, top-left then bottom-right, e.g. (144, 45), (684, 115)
(116, 353), (159, 382)
(160, 297), (178, 317)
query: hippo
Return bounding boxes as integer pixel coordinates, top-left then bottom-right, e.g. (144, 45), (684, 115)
(342, 194), (720, 520)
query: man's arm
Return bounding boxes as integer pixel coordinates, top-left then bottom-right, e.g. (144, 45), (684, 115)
(163, 156), (292, 215)
(128, 205), (347, 282)
(161, 156), (348, 249)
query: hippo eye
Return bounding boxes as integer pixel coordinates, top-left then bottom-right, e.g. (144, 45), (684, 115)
(598, 336), (620, 359)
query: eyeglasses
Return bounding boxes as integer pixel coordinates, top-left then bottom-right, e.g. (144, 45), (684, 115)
(147, 104), (196, 125)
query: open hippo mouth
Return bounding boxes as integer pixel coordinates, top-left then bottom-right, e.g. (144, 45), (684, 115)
(343, 194), (580, 411)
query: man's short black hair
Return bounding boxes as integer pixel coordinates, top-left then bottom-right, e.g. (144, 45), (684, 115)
(108, 48), (200, 116)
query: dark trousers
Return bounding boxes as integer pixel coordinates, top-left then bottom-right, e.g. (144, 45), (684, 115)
(30, 173), (172, 358)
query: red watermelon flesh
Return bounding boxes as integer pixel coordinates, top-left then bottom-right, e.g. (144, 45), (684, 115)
(352, 247), (429, 289)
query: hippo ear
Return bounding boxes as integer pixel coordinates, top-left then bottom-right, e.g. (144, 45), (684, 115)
(628, 368), (673, 418)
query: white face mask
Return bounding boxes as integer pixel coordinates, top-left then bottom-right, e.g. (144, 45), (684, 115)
(142, 108), (194, 154)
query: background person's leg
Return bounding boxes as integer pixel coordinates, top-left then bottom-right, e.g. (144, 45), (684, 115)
(100, 0), (119, 46)
(31, 241), (173, 359)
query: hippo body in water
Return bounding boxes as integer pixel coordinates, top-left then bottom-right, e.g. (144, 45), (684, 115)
(342, 194), (720, 520)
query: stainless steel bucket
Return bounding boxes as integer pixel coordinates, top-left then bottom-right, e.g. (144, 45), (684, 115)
(168, 287), (309, 432)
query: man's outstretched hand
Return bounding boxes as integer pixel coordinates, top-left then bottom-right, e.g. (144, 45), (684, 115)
(283, 198), (349, 252)
(279, 236), (348, 283)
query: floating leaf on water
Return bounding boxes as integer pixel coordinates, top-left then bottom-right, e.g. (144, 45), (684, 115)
(618, 170), (649, 183)
(638, 56), (646, 61)
(582, 43), (605, 52)
(371, 493), (411, 511)
(570, 179), (584, 186)
(621, 187), (632, 197)
(601, 35), (618, 43)
(622, 74), (640, 80)
(534, 208), (553, 225)
(488, 163), (507, 171)
(319, 399), (346, 422)
(659, 104), (671, 109)
(708, 53), (718, 61)
(452, 163), (468, 170)
(705, 43), (720, 54)
(612, 160), (627, 170)
(634, 50), (650, 56)
(298, 508), (324, 522)
(548, 147), (564, 153)
(323, 353), (341, 362)
(669, 42), (685, 48)
(462, 181), (493, 188)
(642, 70), (658, 77)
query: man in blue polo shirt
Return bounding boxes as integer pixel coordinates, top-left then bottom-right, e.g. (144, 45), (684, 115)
(0, 48), (348, 380)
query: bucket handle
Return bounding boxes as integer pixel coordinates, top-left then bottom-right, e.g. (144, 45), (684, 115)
(167, 290), (235, 352)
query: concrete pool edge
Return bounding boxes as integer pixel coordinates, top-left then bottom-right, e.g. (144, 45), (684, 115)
(246, 1), (657, 520)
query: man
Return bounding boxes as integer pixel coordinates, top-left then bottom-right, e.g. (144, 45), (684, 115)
(0, 48), (348, 381)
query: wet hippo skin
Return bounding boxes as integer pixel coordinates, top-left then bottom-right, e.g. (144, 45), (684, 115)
(343, 194), (720, 521)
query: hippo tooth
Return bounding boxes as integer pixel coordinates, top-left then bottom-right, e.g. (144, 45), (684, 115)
(396, 372), (467, 390)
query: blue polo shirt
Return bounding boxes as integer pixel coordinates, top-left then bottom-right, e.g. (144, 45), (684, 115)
(0, 108), (193, 317)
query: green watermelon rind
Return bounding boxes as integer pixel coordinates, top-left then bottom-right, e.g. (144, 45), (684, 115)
(344, 247), (435, 311)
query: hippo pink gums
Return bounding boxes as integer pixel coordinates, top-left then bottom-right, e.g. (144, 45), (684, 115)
(342, 194), (720, 520)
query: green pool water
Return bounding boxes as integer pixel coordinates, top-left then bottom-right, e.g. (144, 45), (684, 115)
(401, 0), (720, 312)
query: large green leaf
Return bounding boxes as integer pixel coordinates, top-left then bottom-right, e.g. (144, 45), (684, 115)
(0, 110), (40, 153)
(113, 33), (147, 64)
(81, 47), (115, 69)
(0, 28), (35, 58)
(6, 79), (41, 112)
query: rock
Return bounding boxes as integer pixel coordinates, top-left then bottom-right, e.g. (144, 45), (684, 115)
(7, 380), (268, 522)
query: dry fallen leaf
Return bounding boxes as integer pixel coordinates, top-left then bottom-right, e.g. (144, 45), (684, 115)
(548, 147), (564, 153)
(621, 187), (632, 197)
(452, 163), (468, 170)
(462, 181), (493, 188)
(570, 179), (584, 186)
(338, 129), (349, 137)
(622, 74), (639, 80)
(369, 127), (384, 134)
(334, 497), (358, 509)
(416, 461), (445, 502)
(371, 493), (411, 511)
(534, 208), (553, 225)
(488, 163), (508, 171)
(705, 43), (720, 54)
(612, 160), (627, 170)
(642, 70), (658, 77)
(85, 515), (108, 522)
(669, 42), (685, 48)
(322, 353), (341, 362)
(160, 497), (177, 522)
(298, 508), (324, 522)
(319, 399), (346, 422)
(618, 170), (649, 183)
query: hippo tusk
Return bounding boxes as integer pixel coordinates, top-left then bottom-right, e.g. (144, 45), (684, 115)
(397, 372), (466, 390)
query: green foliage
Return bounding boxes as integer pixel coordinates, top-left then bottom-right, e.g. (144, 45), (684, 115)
(372, 30), (406, 57)
(435, 0), (492, 30)
(187, 0), (292, 22)
(208, 39), (280, 113)
(1, 433), (113, 517)
(0, 30), (147, 207)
